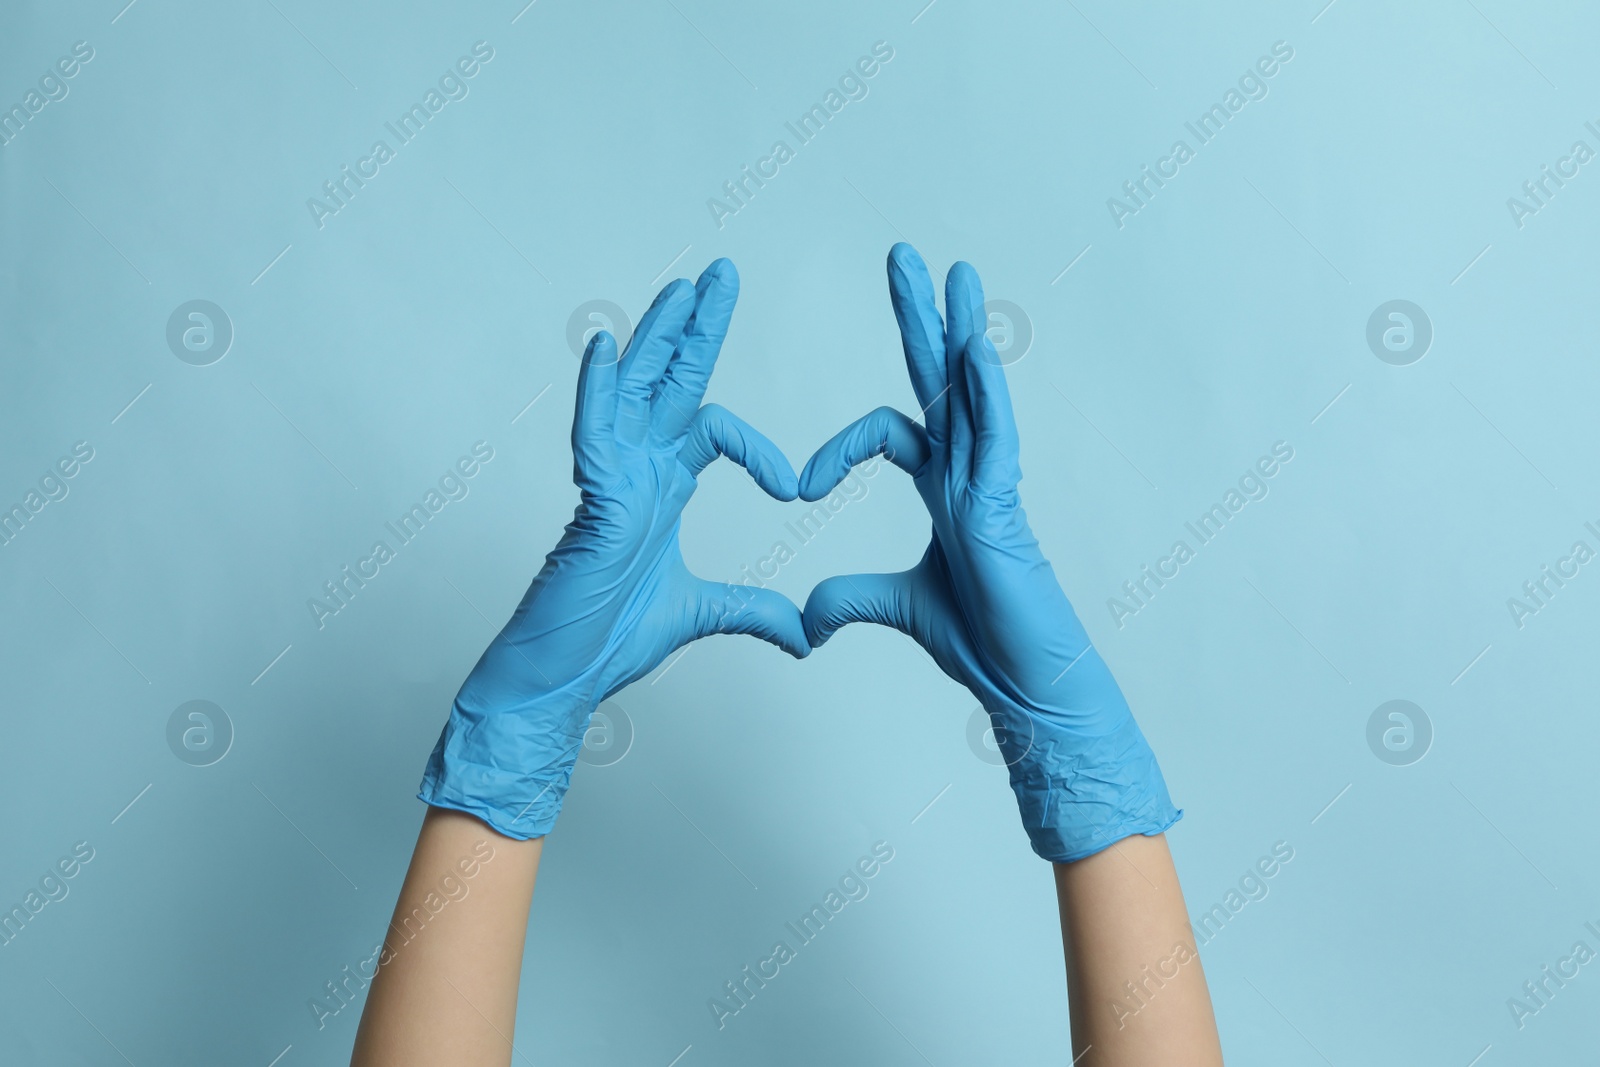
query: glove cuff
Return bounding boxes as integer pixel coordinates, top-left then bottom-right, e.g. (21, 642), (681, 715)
(416, 690), (589, 840)
(1006, 712), (1181, 863)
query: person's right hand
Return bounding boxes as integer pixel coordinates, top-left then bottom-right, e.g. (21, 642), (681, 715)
(419, 260), (807, 841)
(798, 243), (1179, 862)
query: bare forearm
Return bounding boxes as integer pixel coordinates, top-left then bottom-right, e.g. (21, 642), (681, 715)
(351, 808), (543, 1067)
(1056, 834), (1223, 1066)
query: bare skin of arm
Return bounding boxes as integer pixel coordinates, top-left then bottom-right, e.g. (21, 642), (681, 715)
(1056, 833), (1224, 1066)
(350, 808), (543, 1067)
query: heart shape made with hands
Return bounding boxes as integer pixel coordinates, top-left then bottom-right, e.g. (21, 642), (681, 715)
(419, 242), (1180, 863)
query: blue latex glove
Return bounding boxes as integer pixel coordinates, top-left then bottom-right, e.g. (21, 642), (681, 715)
(799, 243), (1179, 863)
(420, 259), (808, 839)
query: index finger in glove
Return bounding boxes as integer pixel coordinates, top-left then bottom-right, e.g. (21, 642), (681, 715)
(797, 406), (930, 502)
(679, 403), (799, 501)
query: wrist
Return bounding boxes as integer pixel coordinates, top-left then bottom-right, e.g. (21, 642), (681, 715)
(997, 709), (1181, 863)
(417, 684), (596, 841)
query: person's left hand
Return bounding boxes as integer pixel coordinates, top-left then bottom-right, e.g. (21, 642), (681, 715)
(797, 244), (1179, 862)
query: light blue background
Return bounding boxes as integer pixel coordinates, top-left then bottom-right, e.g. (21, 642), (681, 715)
(2, 1), (1597, 1063)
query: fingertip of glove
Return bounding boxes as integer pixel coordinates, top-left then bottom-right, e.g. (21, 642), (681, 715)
(703, 257), (738, 285)
(660, 277), (696, 304)
(947, 260), (979, 286)
(796, 461), (840, 502)
(757, 620), (809, 660)
(759, 458), (800, 501)
(794, 470), (821, 501)
(799, 604), (832, 651)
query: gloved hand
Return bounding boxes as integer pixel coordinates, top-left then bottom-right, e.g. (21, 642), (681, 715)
(420, 259), (808, 840)
(799, 243), (1179, 863)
